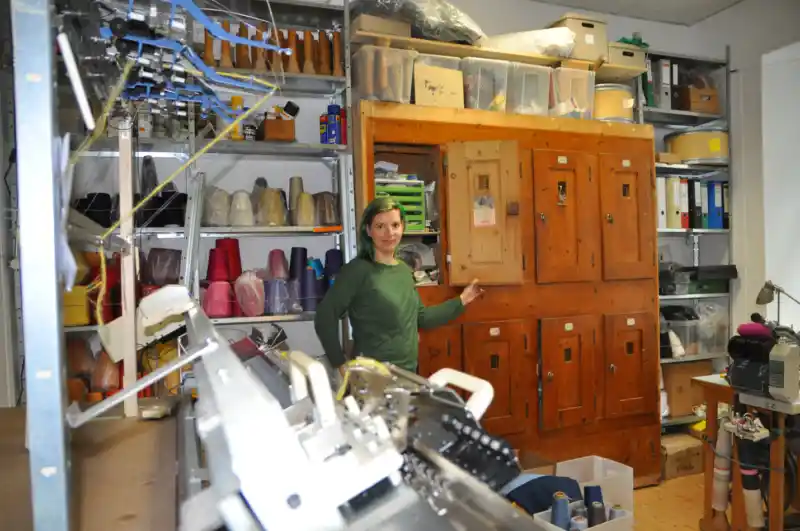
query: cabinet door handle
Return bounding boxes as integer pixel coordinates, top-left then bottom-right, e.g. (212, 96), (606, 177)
(606, 213), (614, 223)
(547, 371), (554, 382)
(609, 363), (617, 374)
(539, 212), (546, 222)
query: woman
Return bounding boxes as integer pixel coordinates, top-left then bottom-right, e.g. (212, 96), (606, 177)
(314, 196), (482, 373)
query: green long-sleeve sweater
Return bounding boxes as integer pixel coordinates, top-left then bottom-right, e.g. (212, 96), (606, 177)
(314, 258), (464, 371)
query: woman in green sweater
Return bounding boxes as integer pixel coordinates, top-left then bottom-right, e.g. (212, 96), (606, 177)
(314, 196), (482, 374)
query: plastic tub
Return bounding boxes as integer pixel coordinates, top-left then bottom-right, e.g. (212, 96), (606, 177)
(551, 67), (596, 119)
(416, 53), (461, 71)
(353, 45), (417, 103)
(461, 57), (509, 111)
(506, 63), (551, 116)
(534, 501), (633, 531)
(555, 456), (634, 511)
(667, 320), (701, 356)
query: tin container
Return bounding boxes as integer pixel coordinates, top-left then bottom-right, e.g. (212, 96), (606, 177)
(664, 127), (729, 165)
(594, 83), (635, 123)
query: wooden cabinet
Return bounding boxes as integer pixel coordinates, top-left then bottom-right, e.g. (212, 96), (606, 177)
(463, 320), (530, 436)
(446, 141), (523, 286)
(603, 312), (658, 418)
(599, 154), (656, 280)
(418, 325), (463, 378)
(533, 150), (600, 284)
(539, 315), (598, 431)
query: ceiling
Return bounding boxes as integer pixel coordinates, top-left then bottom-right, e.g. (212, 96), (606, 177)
(532, 0), (746, 26)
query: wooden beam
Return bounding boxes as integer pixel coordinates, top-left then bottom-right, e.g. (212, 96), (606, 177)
(361, 101), (655, 140)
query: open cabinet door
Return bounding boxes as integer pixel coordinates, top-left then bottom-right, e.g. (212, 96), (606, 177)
(446, 141), (523, 286)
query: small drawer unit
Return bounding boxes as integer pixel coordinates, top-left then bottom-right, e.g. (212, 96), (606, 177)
(461, 57), (510, 112)
(374, 178), (426, 231)
(353, 45), (418, 103)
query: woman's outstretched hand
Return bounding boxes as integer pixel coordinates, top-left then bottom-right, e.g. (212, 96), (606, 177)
(460, 279), (483, 306)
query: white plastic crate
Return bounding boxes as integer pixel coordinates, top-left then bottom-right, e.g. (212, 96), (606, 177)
(555, 456), (634, 512)
(534, 501), (633, 531)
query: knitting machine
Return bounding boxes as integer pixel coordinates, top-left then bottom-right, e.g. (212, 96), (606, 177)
(56, 0), (288, 128)
(175, 303), (536, 530)
(727, 314), (800, 414)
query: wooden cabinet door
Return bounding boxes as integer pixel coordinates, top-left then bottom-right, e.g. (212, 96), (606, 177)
(533, 150), (600, 283)
(603, 312), (658, 418)
(463, 320), (530, 436)
(418, 325), (463, 378)
(540, 315), (597, 431)
(446, 141), (523, 286)
(598, 154), (656, 280)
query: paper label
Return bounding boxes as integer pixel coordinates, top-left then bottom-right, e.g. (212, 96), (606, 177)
(626, 318), (636, 326)
(585, 33), (595, 45)
(622, 159), (631, 168)
(714, 184), (722, 206)
(490, 327), (500, 337)
(564, 323), (574, 331)
(623, 98), (635, 109)
(709, 138), (722, 153)
(557, 156), (568, 164)
(473, 196), (496, 227)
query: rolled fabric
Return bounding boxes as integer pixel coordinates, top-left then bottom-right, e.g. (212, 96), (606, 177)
(206, 248), (230, 282)
(314, 191), (340, 226)
(234, 271), (265, 317)
(229, 190), (255, 226)
(203, 281), (234, 318)
(289, 176), (304, 212)
(203, 186), (230, 226)
(268, 249), (289, 279)
(299, 267), (319, 311)
(265, 279), (289, 315)
(289, 247), (307, 280)
(216, 238), (242, 279)
(292, 192), (315, 226)
(256, 188), (287, 226)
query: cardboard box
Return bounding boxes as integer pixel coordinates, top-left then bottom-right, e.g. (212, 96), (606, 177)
(677, 86), (720, 114)
(656, 152), (682, 164)
(608, 42), (646, 70)
(261, 117), (296, 142)
(661, 434), (703, 480)
(351, 14), (411, 38)
(548, 13), (608, 62)
(414, 64), (464, 109)
(662, 360), (712, 418)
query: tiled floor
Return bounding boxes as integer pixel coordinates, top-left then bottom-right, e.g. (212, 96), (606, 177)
(635, 474), (705, 530)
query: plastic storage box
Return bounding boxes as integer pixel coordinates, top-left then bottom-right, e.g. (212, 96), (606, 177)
(667, 320), (701, 357)
(534, 501), (633, 531)
(506, 63), (551, 116)
(555, 456), (634, 511)
(461, 57), (509, 111)
(416, 53), (461, 71)
(353, 45), (418, 103)
(551, 67), (596, 119)
(374, 179), (426, 231)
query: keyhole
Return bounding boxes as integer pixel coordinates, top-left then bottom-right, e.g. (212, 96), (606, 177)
(564, 347), (572, 362)
(557, 180), (568, 205)
(478, 174), (490, 190)
(622, 183), (630, 197)
(490, 354), (500, 369)
(626, 341), (635, 355)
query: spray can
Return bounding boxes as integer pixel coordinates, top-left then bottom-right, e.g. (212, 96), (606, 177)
(319, 115), (328, 144)
(326, 104), (341, 145)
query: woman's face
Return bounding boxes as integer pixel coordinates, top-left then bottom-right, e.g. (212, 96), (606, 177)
(367, 209), (403, 255)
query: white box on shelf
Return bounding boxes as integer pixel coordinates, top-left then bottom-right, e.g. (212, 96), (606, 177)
(555, 456), (634, 512)
(534, 501), (633, 531)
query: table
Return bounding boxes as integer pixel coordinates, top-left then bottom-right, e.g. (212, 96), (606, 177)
(692, 374), (787, 531)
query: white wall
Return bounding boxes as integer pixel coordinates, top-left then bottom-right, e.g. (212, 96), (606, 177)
(762, 41), (800, 327)
(693, 0), (800, 327)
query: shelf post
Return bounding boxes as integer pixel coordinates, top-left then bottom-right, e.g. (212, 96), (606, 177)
(11, 0), (71, 527)
(118, 118), (139, 417)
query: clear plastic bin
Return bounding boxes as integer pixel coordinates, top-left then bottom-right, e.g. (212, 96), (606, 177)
(353, 45), (418, 103)
(507, 63), (551, 116)
(667, 320), (701, 357)
(460, 57), (509, 112)
(550, 67), (596, 119)
(416, 53), (461, 71)
(555, 456), (634, 512)
(534, 501), (633, 531)
(699, 316), (729, 355)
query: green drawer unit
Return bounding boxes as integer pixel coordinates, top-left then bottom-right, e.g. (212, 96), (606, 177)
(375, 179), (426, 231)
